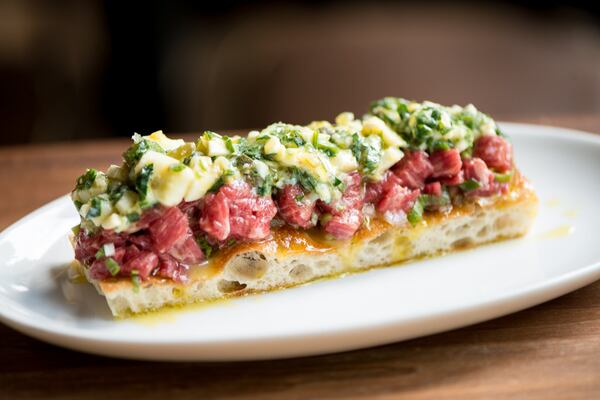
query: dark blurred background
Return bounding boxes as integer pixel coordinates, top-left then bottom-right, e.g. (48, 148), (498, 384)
(1, 0), (599, 145)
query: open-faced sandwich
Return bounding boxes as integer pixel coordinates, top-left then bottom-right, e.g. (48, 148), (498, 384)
(70, 97), (538, 316)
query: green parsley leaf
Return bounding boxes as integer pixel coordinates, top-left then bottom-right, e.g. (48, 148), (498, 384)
(126, 212), (140, 222)
(123, 139), (164, 167)
(195, 235), (214, 259)
(86, 197), (102, 218)
(135, 164), (154, 200)
(291, 167), (318, 192)
(75, 169), (97, 191)
(257, 174), (273, 197)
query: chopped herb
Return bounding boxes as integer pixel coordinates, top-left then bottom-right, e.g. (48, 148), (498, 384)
(407, 197), (425, 226)
(71, 225), (81, 235)
(86, 197), (102, 218)
(317, 143), (338, 157)
(126, 212), (140, 222)
(224, 136), (235, 153)
(208, 177), (224, 193)
(170, 163), (186, 172)
(227, 238), (237, 247)
(75, 169), (97, 190)
(237, 139), (263, 160)
(95, 247), (105, 259)
(203, 130), (216, 139)
(123, 139), (164, 166)
(291, 167), (318, 192)
(135, 164), (154, 200)
(351, 133), (381, 174)
(73, 200), (83, 210)
(295, 194), (305, 202)
(421, 191), (451, 209)
(105, 258), (120, 276)
(459, 179), (482, 192)
(257, 174), (273, 197)
(429, 139), (453, 151)
(195, 236), (214, 258)
(131, 270), (141, 293)
(108, 183), (127, 202)
(494, 171), (513, 183)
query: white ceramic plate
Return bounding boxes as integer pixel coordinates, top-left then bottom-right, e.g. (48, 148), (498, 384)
(0, 123), (599, 361)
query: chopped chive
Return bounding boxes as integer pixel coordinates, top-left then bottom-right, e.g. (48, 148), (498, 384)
(494, 171), (513, 183)
(95, 247), (105, 260)
(71, 225), (81, 235)
(459, 179), (481, 192)
(131, 270), (141, 293)
(105, 258), (120, 276)
(224, 136), (235, 153)
(170, 163), (186, 172)
(126, 212), (140, 222)
(407, 197), (424, 226)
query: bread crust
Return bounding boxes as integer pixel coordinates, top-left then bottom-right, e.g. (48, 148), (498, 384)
(81, 174), (538, 317)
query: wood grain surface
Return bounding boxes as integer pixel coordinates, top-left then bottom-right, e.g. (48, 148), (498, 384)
(1, 117), (599, 399)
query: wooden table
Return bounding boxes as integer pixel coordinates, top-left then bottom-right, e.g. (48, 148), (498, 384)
(1, 117), (599, 399)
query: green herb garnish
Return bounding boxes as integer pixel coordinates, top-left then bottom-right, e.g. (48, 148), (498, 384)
(494, 171), (513, 183)
(126, 212), (140, 222)
(224, 136), (235, 153)
(195, 236), (214, 258)
(123, 139), (164, 166)
(407, 197), (424, 226)
(86, 197), (102, 218)
(105, 258), (120, 276)
(75, 169), (97, 190)
(170, 163), (186, 172)
(291, 167), (318, 192)
(459, 179), (482, 192)
(135, 164), (154, 200)
(131, 270), (141, 293)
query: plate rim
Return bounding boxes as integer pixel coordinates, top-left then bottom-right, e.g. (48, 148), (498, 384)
(1, 122), (599, 360)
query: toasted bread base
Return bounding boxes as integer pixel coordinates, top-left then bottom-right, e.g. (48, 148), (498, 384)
(82, 176), (538, 317)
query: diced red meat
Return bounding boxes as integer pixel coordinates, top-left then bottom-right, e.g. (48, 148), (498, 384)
(277, 184), (316, 229)
(199, 191), (230, 241)
(128, 233), (153, 250)
(135, 206), (164, 229)
(439, 170), (464, 186)
(473, 135), (513, 173)
(149, 207), (189, 253)
(322, 208), (362, 240)
(424, 182), (442, 197)
(392, 151), (433, 190)
(364, 171), (419, 214)
(122, 251), (159, 279)
(319, 172), (365, 239)
(377, 185), (420, 213)
(168, 235), (204, 264)
(364, 172), (402, 204)
(429, 149), (462, 178)
(200, 181), (277, 242)
(462, 157), (508, 197)
(89, 259), (113, 280)
(156, 254), (188, 282)
(463, 157), (493, 186)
